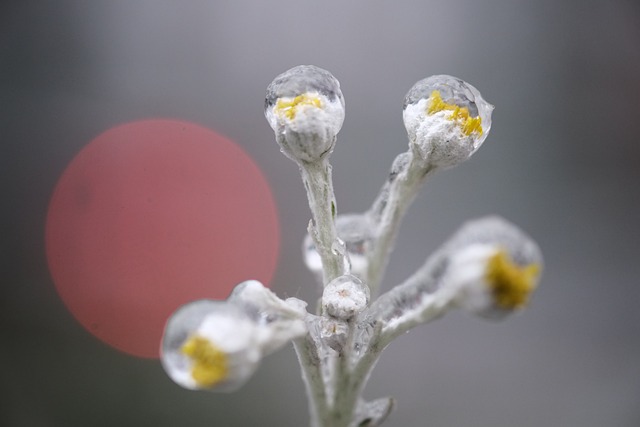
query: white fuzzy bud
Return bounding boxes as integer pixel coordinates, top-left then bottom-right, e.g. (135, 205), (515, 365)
(403, 75), (493, 169)
(161, 282), (308, 392)
(322, 274), (370, 320)
(442, 217), (543, 319)
(161, 300), (261, 392)
(265, 65), (345, 163)
(367, 216), (542, 339)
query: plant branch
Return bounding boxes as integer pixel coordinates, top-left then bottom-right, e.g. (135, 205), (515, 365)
(300, 158), (344, 285)
(366, 151), (434, 295)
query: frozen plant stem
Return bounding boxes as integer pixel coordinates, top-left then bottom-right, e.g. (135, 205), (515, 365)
(160, 66), (544, 427)
(330, 324), (382, 427)
(300, 159), (344, 285)
(293, 334), (329, 426)
(295, 319), (382, 427)
(366, 152), (435, 296)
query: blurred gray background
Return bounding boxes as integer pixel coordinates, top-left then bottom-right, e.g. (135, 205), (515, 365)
(2, 0), (639, 426)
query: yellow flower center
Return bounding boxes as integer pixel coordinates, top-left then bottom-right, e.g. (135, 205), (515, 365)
(426, 90), (483, 136)
(275, 93), (323, 120)
(485, 249), (539, 309)
(181, 335), (228, 387)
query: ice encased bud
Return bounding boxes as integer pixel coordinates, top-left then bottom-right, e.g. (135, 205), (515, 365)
(161, 300), (261, 392)
(403, 75), (494, 169)
(322, 274), (370, 320)
(265, 65), (345, 163)
(442, 217), (543, 319)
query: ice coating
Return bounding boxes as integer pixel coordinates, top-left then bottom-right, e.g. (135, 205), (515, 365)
(228, 280), (307, 324)
(403, 75), (493, 130)
(363, 216), (542, 331)
(442, 216), (543, 270)
(264, 65), (346, 163)
(265, 65), (344, 110)
(226, 280), (308, 354)
(160, 300), (261, 392)
(402, 75), (494, 168)
(322, 274), (370, 320)
(159, 64), (543, 425)
(304, 214), (374, 281)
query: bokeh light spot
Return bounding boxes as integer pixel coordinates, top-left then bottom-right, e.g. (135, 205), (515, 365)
(46, 119), (280, 359)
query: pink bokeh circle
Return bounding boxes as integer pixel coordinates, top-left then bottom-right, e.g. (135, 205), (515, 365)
(46, 119), (280, 358)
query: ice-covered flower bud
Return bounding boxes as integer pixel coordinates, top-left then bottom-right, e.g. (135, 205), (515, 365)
(322, 274), (370, 320)
(364, 217), (542, 340)
(161, 300), (261, 392)
(265, 65), (345, 163)
(444, 217), (543, 319)
(403, 75), (494, 169)
(161, 281), (309, 393)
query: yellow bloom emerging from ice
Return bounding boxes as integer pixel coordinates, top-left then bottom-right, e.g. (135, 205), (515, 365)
(161, 285), (307, 392)
(265, 66), (345, 163)
(485, 249), (540, 309)
(275, 93), (323, 120)
(403, 76), (492, 169)
(441, 217), (543, 319)
(181, 335), (229, 388)
(427, 90), (483, 136)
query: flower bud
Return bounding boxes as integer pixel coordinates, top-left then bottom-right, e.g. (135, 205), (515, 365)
(161, 281), (308, 393)
(161, 300), (261, 392)
(443, 217), (543, 319)
(322, 274), (370, 320)
(403, 75), (493, 169)
(265, 65), (345, 163)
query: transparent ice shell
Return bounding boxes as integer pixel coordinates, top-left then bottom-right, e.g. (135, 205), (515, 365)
(402, 75), (494, 168)
(160, 300), (261, 392)
(403, 74), (494, 142)
(265, 65), (344, 110)
(265, 65), (345, 163)
(322, 274), (370, 320)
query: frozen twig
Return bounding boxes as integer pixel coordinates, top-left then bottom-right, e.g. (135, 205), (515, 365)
(159, 66), (543, 427)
